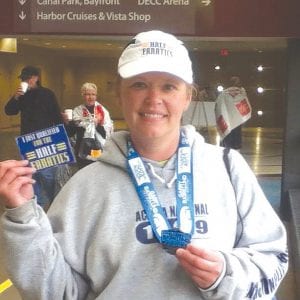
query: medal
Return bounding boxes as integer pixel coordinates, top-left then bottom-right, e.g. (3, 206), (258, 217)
(161, 229), (191, 254)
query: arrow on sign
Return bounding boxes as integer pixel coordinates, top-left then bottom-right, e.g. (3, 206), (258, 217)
(201, 0), (211, 6)
(19, 11), (26, 20)
(19, 0), (27, 5)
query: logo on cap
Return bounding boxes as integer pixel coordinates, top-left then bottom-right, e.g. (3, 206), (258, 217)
(141, 42), (173, 58)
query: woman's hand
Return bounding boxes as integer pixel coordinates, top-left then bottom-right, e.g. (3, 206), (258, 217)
(176, 244), (224, 289)
(0, 160), (36, 208)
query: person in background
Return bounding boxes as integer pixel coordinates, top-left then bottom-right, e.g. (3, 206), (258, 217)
(0, 31), (287, 299)
(215, 76), (252, 150)
(198, 84), (217, 103)
(4, 65), (66, 209)
(63, 82), (113, 169)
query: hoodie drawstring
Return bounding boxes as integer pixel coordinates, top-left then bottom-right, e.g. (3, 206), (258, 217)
(146, 163), (176, 189)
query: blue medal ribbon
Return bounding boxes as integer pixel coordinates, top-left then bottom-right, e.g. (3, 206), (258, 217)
(127, 131), (194, 246)
(176, 132), (195, 234)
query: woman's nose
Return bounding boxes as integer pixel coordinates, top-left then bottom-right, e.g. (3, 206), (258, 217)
(145, 87), (162, 104)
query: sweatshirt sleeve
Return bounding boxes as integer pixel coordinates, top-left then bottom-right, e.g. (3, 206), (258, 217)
(203, 150), (288, 300)
(0, 199), (89, 300)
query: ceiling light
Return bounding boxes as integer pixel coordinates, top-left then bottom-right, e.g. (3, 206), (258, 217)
(217, 85), (224, 92)
(257, 65), (264, 72)
(257, 110), (263, 116)
(257, 87), (264, 93)
(214, 65), (221, 70)
(0, 38), (17, 53)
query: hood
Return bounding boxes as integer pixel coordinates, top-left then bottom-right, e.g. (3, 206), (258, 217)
(98, 125), (205, 170)
(98, 130), (129, 170)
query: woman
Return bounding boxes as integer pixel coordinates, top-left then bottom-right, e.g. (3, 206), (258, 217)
(0, 31), (287, 299)
(66, 82), (113, 168)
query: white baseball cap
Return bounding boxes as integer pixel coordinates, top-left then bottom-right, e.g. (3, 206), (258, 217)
(118, 30), (193, 84)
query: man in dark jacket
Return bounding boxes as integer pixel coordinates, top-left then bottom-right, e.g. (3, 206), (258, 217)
(5, 66), (62, 134)
(5, 65), (66, 209)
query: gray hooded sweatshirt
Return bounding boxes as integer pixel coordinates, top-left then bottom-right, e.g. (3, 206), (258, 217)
(0, 126), (288, 300)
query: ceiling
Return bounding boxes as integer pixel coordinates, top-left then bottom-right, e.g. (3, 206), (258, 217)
(14, 35), (288, 57)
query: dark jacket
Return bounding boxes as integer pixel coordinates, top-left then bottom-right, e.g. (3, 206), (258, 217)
(5, 85), (63, 135)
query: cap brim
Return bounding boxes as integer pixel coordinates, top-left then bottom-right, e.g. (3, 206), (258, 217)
(119, 59), (193, 84)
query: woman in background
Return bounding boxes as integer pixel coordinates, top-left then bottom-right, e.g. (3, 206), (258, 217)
(64, 82), (113, 169)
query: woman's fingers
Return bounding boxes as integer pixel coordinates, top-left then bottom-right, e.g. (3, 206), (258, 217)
(176, 244), (224, 289)
(0, 160), (36, 208)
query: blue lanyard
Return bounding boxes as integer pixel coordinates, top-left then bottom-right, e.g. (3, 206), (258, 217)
(127, 132), (194, 243)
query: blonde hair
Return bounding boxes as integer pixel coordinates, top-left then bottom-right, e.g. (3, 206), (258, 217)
(81, 82), (97, 95)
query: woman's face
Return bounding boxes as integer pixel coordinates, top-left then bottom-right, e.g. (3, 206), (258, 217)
(119, 72), (192, 142)
(83, 88), (97, 106)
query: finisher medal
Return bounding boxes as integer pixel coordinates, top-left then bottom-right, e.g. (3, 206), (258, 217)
(161, 229), (191, 255)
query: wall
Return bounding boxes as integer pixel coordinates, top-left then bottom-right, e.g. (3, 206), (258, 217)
(60, 56), (120, 117)
(281, 40), (300, 217)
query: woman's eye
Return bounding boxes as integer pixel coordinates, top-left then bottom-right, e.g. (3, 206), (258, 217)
(130, 82), (147, 89)
(163, 84), (177, 91)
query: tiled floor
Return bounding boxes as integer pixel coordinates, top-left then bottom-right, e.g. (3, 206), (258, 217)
(0, 126), (297, 299)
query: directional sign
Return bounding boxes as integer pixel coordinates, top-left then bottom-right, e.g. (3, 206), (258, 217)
(14, 0), (30, 32)
(13, 0), (198, 35)
(1, 0), (298, 37)
(19, 11), (26, 20)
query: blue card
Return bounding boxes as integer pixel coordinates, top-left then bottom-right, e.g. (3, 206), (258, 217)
(15, 124), (76, 171)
